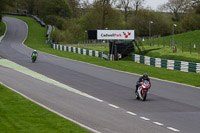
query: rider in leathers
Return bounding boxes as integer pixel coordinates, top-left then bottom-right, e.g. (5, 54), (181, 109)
(31, 50), (38, 58)
(135, 73), (151, 94)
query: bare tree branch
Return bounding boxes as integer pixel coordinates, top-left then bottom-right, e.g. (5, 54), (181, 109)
(160, 0), (192, 21)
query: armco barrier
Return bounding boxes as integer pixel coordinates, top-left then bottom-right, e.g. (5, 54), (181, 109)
(3, 12), (46, 27)
(46, 25), (52, 43)
(31, 15), (45, 27)
(132, 54), (200, 73)
(51, 43), (112, 60)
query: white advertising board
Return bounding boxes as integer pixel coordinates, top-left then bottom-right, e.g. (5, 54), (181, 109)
(97, 30), (135, 40)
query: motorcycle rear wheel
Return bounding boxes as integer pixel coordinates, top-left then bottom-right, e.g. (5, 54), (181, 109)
(32, 57), (36, 63)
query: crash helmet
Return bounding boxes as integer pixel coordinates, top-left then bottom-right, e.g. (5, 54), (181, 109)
(143, 73), (148, 80)
(34, 50), (37, 52)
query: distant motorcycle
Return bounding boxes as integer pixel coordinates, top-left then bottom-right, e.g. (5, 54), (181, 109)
(31, 54), (37, 63)
(136, 80), (150, 101)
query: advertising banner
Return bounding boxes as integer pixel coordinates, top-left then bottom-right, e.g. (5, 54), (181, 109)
(97, 30), (135, 40)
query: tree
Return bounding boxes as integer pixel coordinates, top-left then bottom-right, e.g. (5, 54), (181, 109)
(26, 0), (35, 14)
(80, 1), (123, 30)
(44, 0), (72, 18)
(93, 0), (116, 29)
(195, 3), (200, 14)
(116, 0), (132, 25)
(128, 10), (170, 36)
(67, 0), (81, 18)
(34, 0), (46, 16)
(191, 0), (200, 8)
(133, 0), (145, 15)
(116, 0), (145, 26)
(181, 14), (200, 31)
(160, 0), (192, 21)
(0, 0), (15, 21)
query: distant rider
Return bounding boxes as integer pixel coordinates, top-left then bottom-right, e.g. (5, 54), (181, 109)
(135, 73), (151, 93)
(31, 50), (38, 58)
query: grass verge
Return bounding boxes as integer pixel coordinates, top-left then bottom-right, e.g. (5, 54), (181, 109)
(134, 45), (200, 63)
(9, 15), (200, 88)
(0, 84), (89, 133)
(0, 21), (6, 36)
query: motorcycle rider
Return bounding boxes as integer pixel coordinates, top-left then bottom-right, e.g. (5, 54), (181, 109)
(31, 50), (38, 59)
(135, 73), (151, 94)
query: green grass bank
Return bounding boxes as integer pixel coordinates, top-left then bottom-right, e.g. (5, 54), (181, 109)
(9, 15), (200, 87)
(0, 21), (6, 36)
(0, 84), (90, 133)
(137, 30), (200, 63)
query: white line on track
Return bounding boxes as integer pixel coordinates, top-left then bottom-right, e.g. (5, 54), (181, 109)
(167, 127), (180, 132)
(92, 97), (103, 102)
(108, 104), (119, 109)
(0, 81), (101, 133)
(153, 122), (164, 126)
(126, 111), (137, 116)
(140, 117), (150, 121)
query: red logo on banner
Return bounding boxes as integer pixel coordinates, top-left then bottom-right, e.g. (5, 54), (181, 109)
(123, 32), (131, 38)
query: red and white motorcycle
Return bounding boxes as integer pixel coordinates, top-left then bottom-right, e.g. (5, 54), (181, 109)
(136, 80), (150, 101)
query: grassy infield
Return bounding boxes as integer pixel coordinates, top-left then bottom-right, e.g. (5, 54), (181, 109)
(0, 15), (200, 132)
(0, 21), (6, 36)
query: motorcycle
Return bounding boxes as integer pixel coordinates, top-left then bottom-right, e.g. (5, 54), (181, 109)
(31, 54), (37, 63)
(136, 80), (150, 101)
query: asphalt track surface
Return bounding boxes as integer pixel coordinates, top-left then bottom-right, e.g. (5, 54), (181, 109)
(0, 17), (200, 133)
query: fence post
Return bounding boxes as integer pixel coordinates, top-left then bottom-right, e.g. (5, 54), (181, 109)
(171, 39), (173, 49)
(153, 38), (154, 46)
(198, 43), (200, 55)
(175, 41), (177, 53)
(163, 38), (165, 48)
(182, 41), (183, 53)
(169, 39), (170, 48)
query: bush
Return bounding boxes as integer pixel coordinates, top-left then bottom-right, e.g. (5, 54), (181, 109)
(181, 14), (200, 31)
(51, 25), (81, 44)
(51, 28), (66, 43)
(45, 15), (67, 30)
(0, 21), (6, 36)
(66, 19), (83, 42)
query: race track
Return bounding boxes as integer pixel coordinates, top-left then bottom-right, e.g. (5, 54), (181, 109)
(0, 17), (200, 133)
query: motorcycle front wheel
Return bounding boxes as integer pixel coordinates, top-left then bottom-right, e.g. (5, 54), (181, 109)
(141, 91), (147, 101)
(32, 57), (36, 63)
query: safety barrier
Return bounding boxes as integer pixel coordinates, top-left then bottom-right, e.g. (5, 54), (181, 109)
(46, 25), (52, 43)
(50, 43), (112, 60)
(31, 15), (45, 27)
(3, 12), (46, 27)
(132, 54), (200, 73)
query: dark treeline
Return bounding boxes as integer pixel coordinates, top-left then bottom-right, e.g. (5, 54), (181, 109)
(1, 0), (200, 43)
